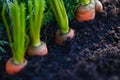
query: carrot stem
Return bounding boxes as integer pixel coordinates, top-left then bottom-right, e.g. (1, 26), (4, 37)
(28, 0), (45, 47)
(2, 1), (27, 64)
(79, 0), (90, 5)
(49, 0), (69, 34)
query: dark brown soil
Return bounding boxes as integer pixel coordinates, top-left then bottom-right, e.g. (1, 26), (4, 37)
(0, 0), (120, 80)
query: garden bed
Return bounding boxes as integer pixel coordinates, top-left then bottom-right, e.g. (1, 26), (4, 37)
(0, 0), (120, 80)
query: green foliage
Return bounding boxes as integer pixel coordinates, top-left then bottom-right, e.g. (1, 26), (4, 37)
(0, 41), (8, 53)
(43, 10), (53, 25)
(0, 0), (8, 59)
(64, 0), (81, 20)
(2, 1), (29, 64)
(49, 0), (69, 34)
(43, 0), (81, 25)
(0, 0), (12, 13)
(2, 0), (81, 25)
(0, 24), (8, 53)
(79, 0), (90, 5)
(0, 24), (4, 37)
(42, 0), (54, 26)
(0, 0), (81, 26)
(28, 0), (45, 46)
(43, 0), (81, 23)
(0, 0), (3, 11)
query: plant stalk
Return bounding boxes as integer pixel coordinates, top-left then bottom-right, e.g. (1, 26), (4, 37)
(79, 0), (90, 5)
(49, 0), (69, 34)
(28, 0), (45, 47)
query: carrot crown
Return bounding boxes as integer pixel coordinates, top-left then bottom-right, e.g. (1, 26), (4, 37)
(28, 0), (45, 47)
(79, 0), (90, 5)
(49, 0), (69, 34)
(2, 1), (29, 64)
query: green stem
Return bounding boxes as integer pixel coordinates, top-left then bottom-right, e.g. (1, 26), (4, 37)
(28, 1), (36, 46)
(1, 3), (13, 50)
(1, 3), (15, 59)
(11, 2), (21, 64)
(59, 0), (69, 34)
(2, 1), (26, 64)
(28, 0), (45, 47)
(37, 0), (45, 39)
(20, 3), (26, 63)
(49, 0), (69, 34)
(34, 0), (40, 35)
(79, 0), (90, 5)
(31, 38), (41, 47)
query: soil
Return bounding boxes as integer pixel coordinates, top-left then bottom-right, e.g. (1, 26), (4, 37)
(0, 0), (120, 80)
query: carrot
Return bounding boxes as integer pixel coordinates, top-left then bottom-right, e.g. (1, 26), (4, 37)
(76, 0), (103, 22)
(27, 0), (48, 57)
(55, 28), (75, 45)
(2, 1), (28, 75)
(27, 41), (48, 56)
(6, 58), (27, 75)
(76, 7), (95, 22)
(49, 0), (75, 45)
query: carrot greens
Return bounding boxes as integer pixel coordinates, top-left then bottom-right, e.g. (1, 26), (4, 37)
(2, 1), (28, 64)
(79, 0), (90, 5)
(28, 0), (45, 47)
(49, 0), (69, 34)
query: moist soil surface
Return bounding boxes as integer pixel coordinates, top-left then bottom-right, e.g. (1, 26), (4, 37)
(0, 0), (120, 80)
